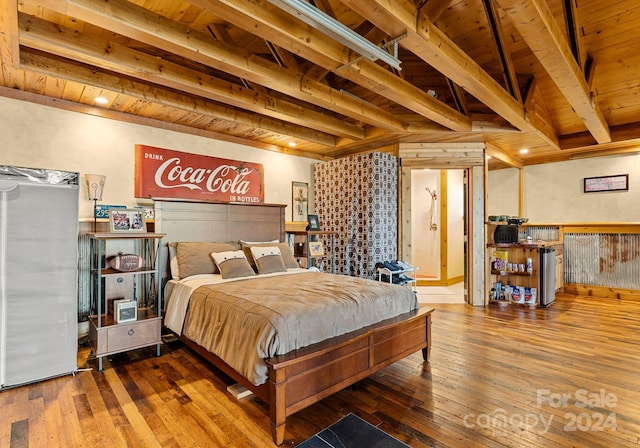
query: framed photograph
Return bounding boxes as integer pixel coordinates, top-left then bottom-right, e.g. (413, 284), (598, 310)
(292, 181), (308, 222)
(584, 174), (629, 193)
(109, 209), (147, 233)
(307, 214), (321, 231)
(308, 241), (324, 257)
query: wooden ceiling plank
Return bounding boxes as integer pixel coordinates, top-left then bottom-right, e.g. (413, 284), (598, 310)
(198, 0), (471, 131)
(32, 0), (407, 133)
(0, 0), (22, 88)
(17, 15), (364, 142)
(485, 142), (523, 168)
(420, 0), (454, 22)
(494, 0), (611, 144)
(341, 0), (560, 149)
(20, 50), (339, 147)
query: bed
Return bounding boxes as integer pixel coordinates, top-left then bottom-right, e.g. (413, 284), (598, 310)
(155, 201), (433, 445)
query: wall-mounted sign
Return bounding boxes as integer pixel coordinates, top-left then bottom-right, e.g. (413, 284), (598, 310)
(134, 145), (264, 203)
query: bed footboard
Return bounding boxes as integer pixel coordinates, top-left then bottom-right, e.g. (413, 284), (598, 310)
(265, 307), (433, 445)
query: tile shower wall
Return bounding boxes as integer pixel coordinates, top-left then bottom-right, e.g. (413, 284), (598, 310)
(314, 152), (398, 278)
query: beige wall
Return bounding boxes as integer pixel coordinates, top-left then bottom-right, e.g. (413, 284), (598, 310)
(0, 96), (317, 220)
(488, 154), (640, 222)
(447, 170), (465, 278)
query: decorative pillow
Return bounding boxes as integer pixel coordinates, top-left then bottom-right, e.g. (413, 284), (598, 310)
(168, 242), (179, 279)
(241, 241), (299, 270)
(175, 241), (240, 279)
(250, 246), (287, 275)
(211, 250), (256, 279)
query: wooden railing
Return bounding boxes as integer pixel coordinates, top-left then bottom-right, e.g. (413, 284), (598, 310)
(522, 223), (640, 300)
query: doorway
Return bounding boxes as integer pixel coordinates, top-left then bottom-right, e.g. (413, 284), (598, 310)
(409, 169), (465, 286)
(400, 166), (470, 304)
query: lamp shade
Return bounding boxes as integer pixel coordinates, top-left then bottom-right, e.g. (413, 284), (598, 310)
(85, 174), (106, 201)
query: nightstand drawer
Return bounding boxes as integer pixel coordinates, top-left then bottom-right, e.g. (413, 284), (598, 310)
(106, 318), (161, 353)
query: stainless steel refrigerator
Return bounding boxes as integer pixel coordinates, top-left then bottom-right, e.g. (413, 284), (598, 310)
(539, 246), (556, 308)
(0, 166), (79, 388)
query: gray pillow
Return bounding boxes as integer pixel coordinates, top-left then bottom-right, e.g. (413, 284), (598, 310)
(175, 242), (239, 278)
(250, 246), (287, 274)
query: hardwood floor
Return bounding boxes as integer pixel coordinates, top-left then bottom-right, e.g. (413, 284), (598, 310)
(2, 293), (640, 447)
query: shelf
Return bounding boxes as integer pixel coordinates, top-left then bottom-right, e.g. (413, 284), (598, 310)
(85, 232), (165, 240)
(98, 267), (159, 276)
(90, 308), (159, 327)
(491, 270), (534, 277)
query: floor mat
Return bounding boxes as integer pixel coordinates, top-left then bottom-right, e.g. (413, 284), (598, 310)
(297, 413), (410, 448)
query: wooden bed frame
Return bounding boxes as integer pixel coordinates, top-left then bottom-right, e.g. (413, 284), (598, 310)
(181, 307), (431, 445)
(156, 200), (433, 445)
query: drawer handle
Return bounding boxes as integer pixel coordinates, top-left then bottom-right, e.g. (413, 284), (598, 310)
(128, 329), (135, 336)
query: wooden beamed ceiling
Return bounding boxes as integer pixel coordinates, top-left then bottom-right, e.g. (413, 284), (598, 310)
(2, 0), (640, 168)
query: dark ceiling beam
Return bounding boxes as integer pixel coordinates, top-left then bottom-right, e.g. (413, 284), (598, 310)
(446, 78), (469, 116)
(562, 0), (581, 67)
(481, 0), (522, 104)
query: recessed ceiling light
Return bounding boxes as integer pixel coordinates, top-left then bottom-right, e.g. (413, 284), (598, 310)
(519, 148), (529, 154)
(288, 141), (297, 148)
(486, 155), (492, 159)
(94, 96), (109, 105)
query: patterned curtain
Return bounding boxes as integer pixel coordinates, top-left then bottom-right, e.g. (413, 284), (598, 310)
(314, 152), (398, 278)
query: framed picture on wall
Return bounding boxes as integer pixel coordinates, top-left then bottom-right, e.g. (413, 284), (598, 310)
(109, 209), (147, 233)
(292, 181), (308, 222)
(583, 174), (629, 193)
(307, 214), (320, 231)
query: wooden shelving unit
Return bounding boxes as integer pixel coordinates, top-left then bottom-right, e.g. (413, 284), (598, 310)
(87, 232), (165, 370)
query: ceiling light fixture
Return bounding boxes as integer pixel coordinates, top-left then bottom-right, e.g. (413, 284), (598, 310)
(94, 96), (109, 105)
(519, 148), (529, 154)
(288, 141), (297, 148)
(265, 0), (402, 70)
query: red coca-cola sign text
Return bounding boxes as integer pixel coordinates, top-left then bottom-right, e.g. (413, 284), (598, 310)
(134, 145), (264, 203)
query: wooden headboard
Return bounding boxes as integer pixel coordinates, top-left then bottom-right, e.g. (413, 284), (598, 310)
(154, 200), (286, 277)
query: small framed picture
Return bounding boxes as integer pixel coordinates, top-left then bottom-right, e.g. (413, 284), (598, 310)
(307, 214), (321, 231)
(309, 241), (324, 257)
(109, 209), (147, 233)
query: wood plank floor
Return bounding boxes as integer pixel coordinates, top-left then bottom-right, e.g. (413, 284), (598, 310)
(2, 293), (640, 447)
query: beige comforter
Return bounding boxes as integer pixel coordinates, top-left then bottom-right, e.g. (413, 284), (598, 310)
(181, 271), (418, 385)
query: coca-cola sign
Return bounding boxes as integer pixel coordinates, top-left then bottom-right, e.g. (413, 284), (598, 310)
(134, 144), (264, 203)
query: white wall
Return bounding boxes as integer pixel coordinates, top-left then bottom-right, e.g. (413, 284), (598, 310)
(488, 154), (640, 222)
(0, 96), (317, 220)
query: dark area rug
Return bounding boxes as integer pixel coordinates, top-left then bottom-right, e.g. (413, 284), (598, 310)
(297, 413), (410, 448)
